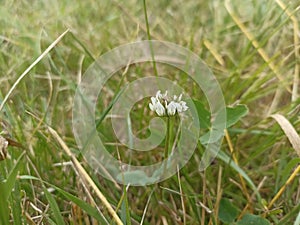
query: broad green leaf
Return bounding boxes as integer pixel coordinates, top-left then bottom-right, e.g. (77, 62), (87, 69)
(190, 99), (210, 129)
(199, 129), (224, 144)
(198, 104), (248, 144)
(236, 214), (270, 225)
(43, 187), (65, 225)
(226, 104), (248, 128)
(218, 198), (239, 224)
(192, 101), (248, 130)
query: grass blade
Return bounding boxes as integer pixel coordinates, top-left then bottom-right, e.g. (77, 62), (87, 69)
(0, 151), (25, 200)
(0, 29), (69, 112)
(43, 186), (65, 225)
(48, 127), (124, 225)
(0, 151), (25, 225)
(20, 175), (109, 224)
(216, 149), (262, 203)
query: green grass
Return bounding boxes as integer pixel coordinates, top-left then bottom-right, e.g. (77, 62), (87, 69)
(0, 0), (299, 224)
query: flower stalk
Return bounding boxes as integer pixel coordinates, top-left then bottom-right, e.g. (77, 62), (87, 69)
(149, 90), (188, 172)
(164, 116), (171, 160)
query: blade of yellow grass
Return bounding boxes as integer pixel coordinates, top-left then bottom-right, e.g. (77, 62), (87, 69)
(48, 127), (124, 225)
(214, 166), (223, 224)
(224, 0), (290, 92)
(224, 0), (293, 114)
(225, 130), (253, 213)
(201, 172), (206, 225)
(268, 165), (300, 210)
(203, 39), (225, 66)
(267, 114), (300, 209)
(0, 29), (69, 112)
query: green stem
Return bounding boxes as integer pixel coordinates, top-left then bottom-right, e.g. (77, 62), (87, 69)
(142, 0), (158, 76)
(164, 116), (170, 160)
(168, 116), (174, 155)
(163, 116), (171, 173)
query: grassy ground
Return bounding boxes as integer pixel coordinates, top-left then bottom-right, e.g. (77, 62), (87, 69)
(0, 0), (299, 224)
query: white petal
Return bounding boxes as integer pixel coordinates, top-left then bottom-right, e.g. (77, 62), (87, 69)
(167, 101), (177, 115)
(151, 96), (158, 104)
(156, 109), (164, 116)
(176, 102), (183, 112)
(156, 103), (165, 116)
(174, 101), (188, 113)
(163, 91), (168, 98)
(164, 100), (168, 108)
(178, 94), (183, 101)
(180, 101), (188, 111)
(149, 103), (154, 111)
(156, 90), (162, 99)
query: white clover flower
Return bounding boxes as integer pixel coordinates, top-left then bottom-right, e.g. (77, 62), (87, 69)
(177, 101), (188, 113)
(155, 101), (166, 116)
(155, 90), (162, 99)
(149, 97), (157, 111)
(149, 96), (166, 116)
(149, 90), (188, 116)
(166, 101), (177, 116)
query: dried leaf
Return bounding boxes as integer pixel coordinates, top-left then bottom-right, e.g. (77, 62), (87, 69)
(0, 135), (8, 161)
(270, 114), (300, 157)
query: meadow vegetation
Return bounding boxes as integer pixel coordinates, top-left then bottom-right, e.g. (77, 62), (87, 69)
(0, 0), (299, 224)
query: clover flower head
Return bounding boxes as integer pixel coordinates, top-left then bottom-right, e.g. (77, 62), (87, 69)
(166, 101), (177, 116)
(149, 96), (166, 116)
(149, 90), (188, 116)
